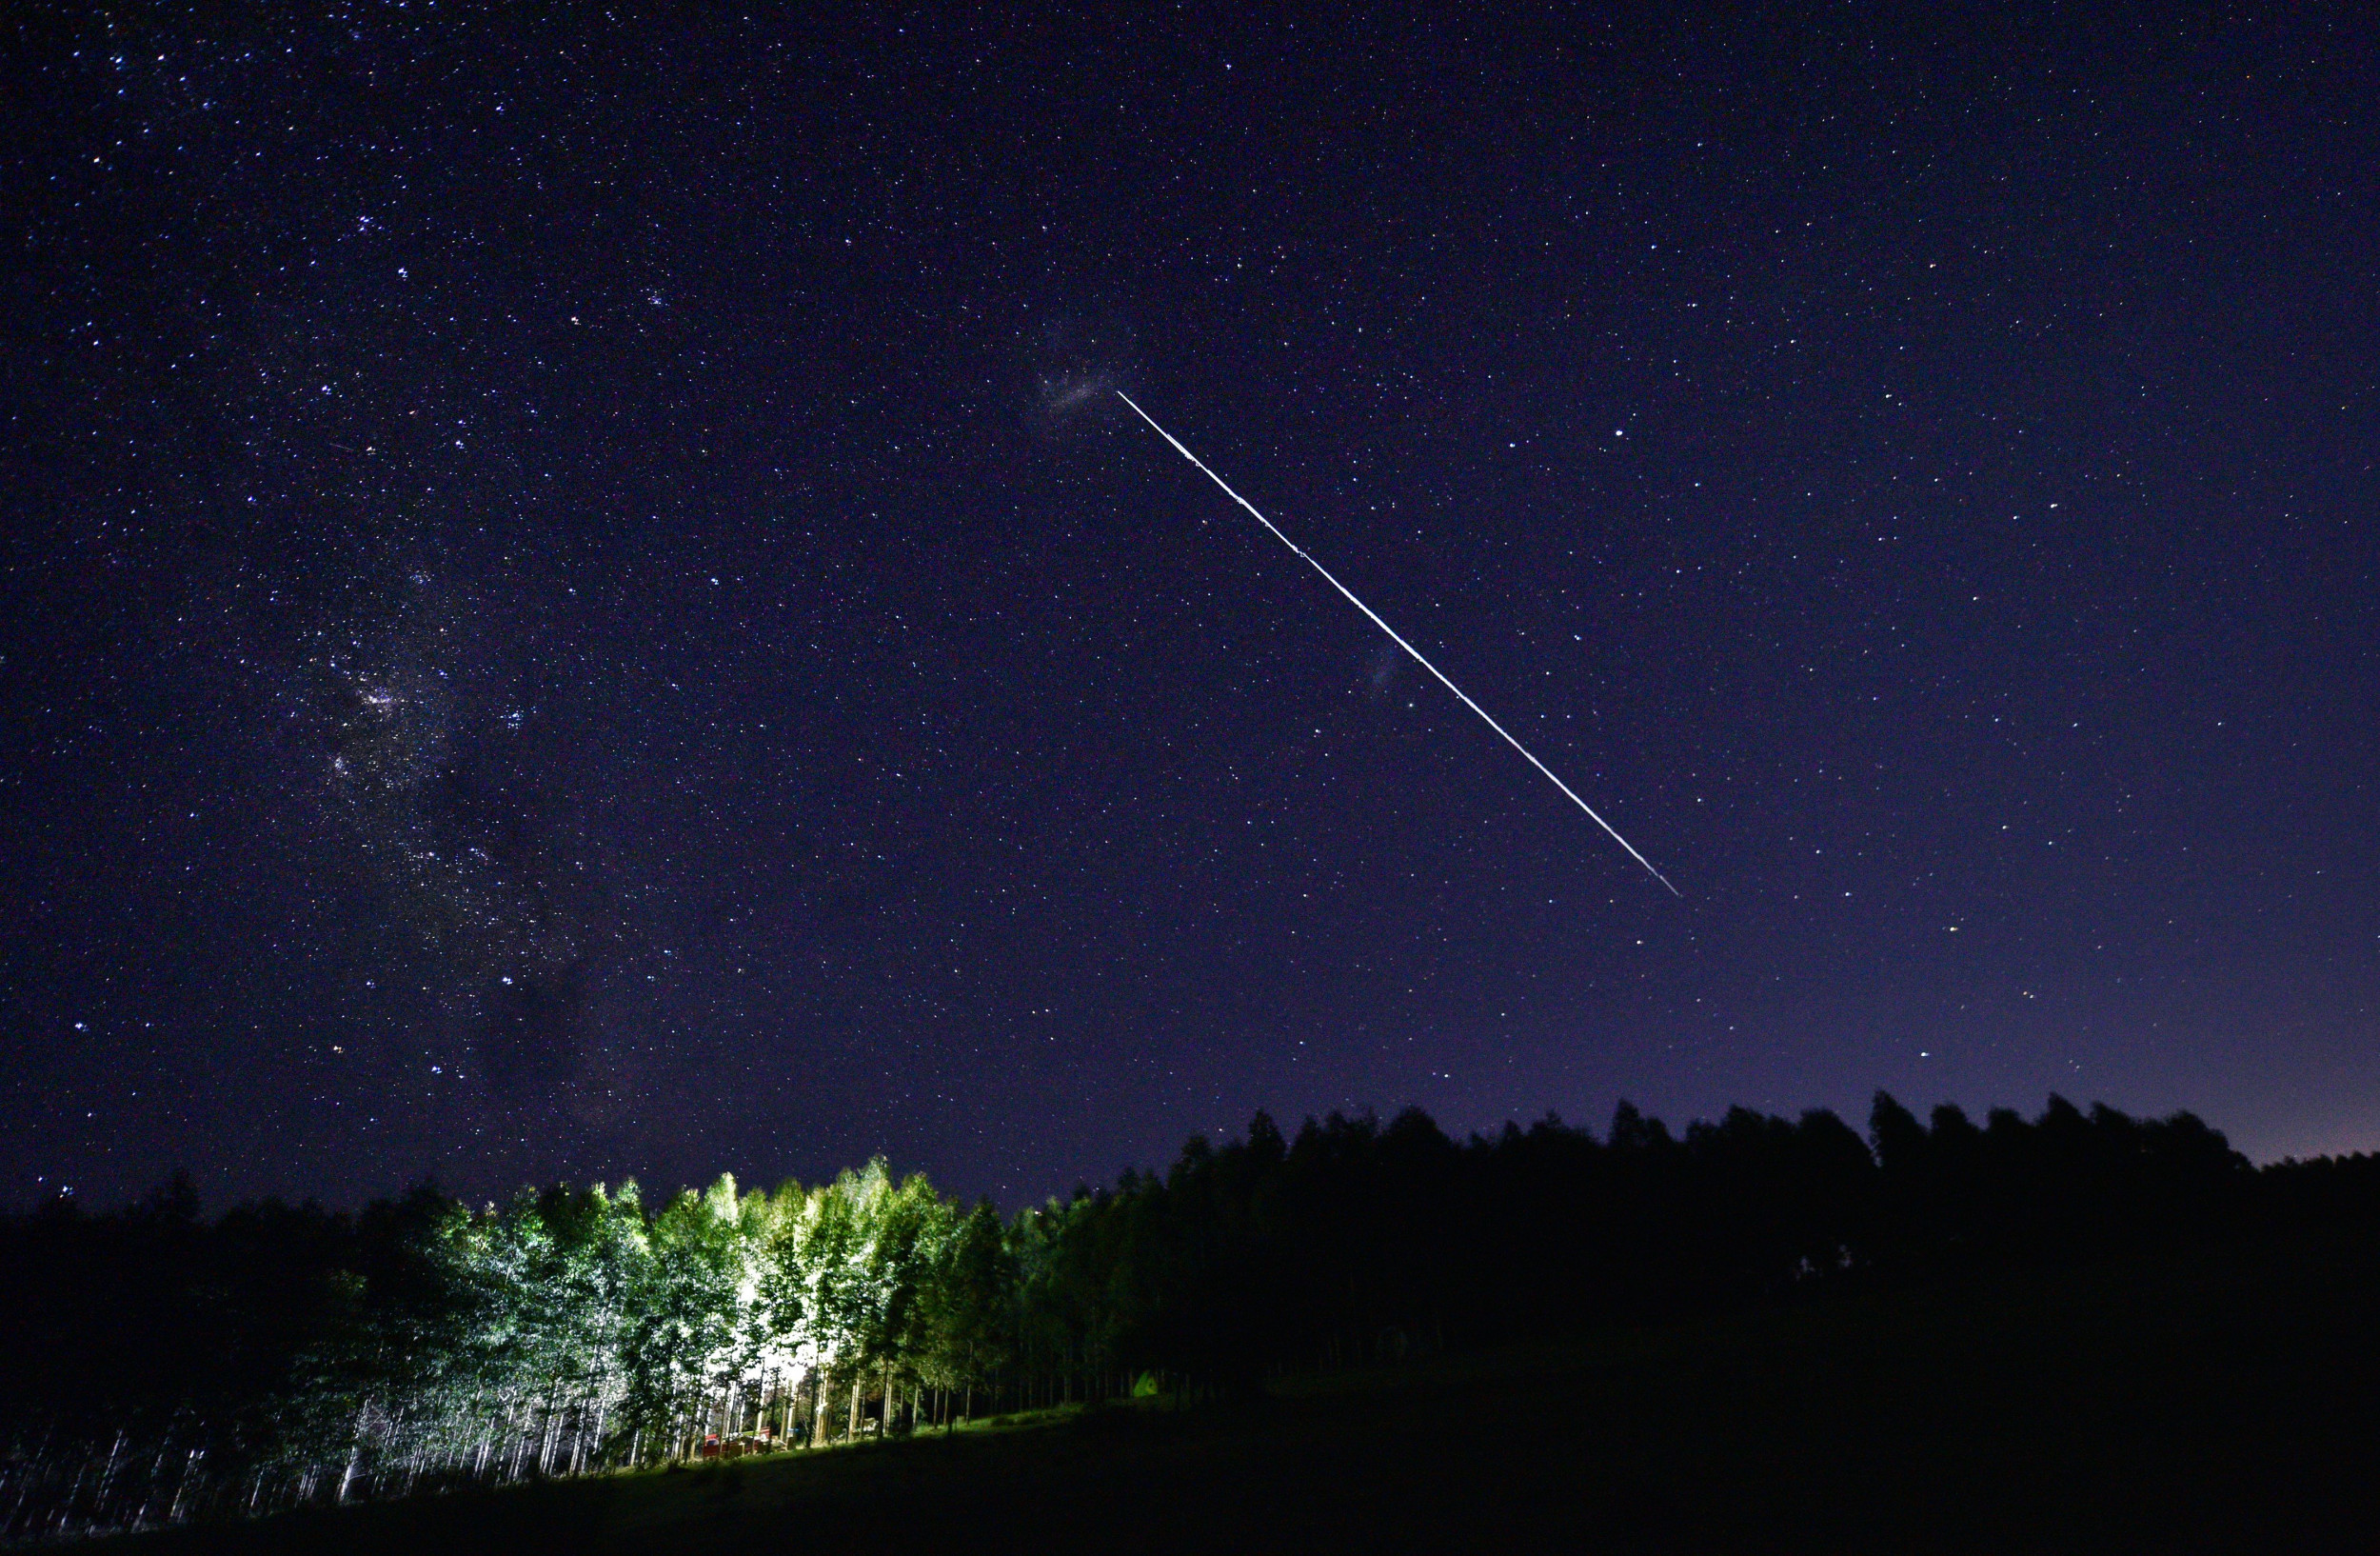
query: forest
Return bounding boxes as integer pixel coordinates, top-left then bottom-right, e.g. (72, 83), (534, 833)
(5, 1091), (2378, 1544)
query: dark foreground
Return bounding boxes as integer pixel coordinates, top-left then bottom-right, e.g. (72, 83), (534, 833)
(104, 1232), (2380, 1554)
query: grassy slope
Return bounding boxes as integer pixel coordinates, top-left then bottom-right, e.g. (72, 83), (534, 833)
(109, 1230), (2380, 1554)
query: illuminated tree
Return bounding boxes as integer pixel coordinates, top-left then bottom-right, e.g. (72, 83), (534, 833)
(620, 1177), (745, 1460)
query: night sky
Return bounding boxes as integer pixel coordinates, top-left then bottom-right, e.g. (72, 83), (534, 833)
(6, 7), (2376, 1211)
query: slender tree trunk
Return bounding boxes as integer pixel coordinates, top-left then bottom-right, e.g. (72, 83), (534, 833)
(165, 1445), (202, 1526)
(53, 1451), (90, 1537)
(9, 1427), (59, 1537)
(585, 1398), (609, 1474)
(505, 1399), (533, 1482)
(132, 1428), (179, 1528)
(336, 1431), (364, 1504)
(91, 1429), (126, 1526)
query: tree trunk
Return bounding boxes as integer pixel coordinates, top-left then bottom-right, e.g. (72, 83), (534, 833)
(165, 1445), (202, 1526)
(585, 1397), (609, 1474)
(336, 1402), (370, 1505)
(505, 1398), (533, 1482)
(91, 1429), (127, 1526)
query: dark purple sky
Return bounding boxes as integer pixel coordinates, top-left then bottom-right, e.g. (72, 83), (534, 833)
(6, 6), (2375, 1210)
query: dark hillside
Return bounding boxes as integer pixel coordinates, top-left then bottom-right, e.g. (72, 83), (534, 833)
(103, 1223), (2380, 1555)
(11, 1098), (2380, 1546)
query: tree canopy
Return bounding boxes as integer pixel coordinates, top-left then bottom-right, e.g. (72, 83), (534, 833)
(3, 1091), (2353, 1542)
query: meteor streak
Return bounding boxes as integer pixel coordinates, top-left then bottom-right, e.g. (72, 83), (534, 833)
(1117, 390), (1680, 897)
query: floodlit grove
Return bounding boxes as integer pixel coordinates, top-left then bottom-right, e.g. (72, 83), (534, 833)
(7, 1093), (2352, 1543)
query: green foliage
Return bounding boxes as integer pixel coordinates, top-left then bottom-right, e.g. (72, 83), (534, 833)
(0, 1092), (2303, 1541)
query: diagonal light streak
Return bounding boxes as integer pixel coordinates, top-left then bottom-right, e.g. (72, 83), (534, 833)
(1116, 389), (1680, 897)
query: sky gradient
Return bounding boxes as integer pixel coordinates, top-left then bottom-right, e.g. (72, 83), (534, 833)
(6, 5), (2376, 1209)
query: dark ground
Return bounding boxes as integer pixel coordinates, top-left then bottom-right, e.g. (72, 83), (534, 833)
(104, 1231), (2380, 1554)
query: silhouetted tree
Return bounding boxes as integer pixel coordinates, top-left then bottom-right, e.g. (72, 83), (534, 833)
(0, 1090), (2297, 1539)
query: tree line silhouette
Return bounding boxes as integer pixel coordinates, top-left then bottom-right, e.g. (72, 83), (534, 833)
(3, 1090), (2371, 1541)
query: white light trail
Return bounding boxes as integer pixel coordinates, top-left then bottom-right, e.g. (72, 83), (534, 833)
(1116, 389), (1680, 897)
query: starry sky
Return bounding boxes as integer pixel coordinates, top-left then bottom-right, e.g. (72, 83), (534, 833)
(6, 6), (2376, 1210)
